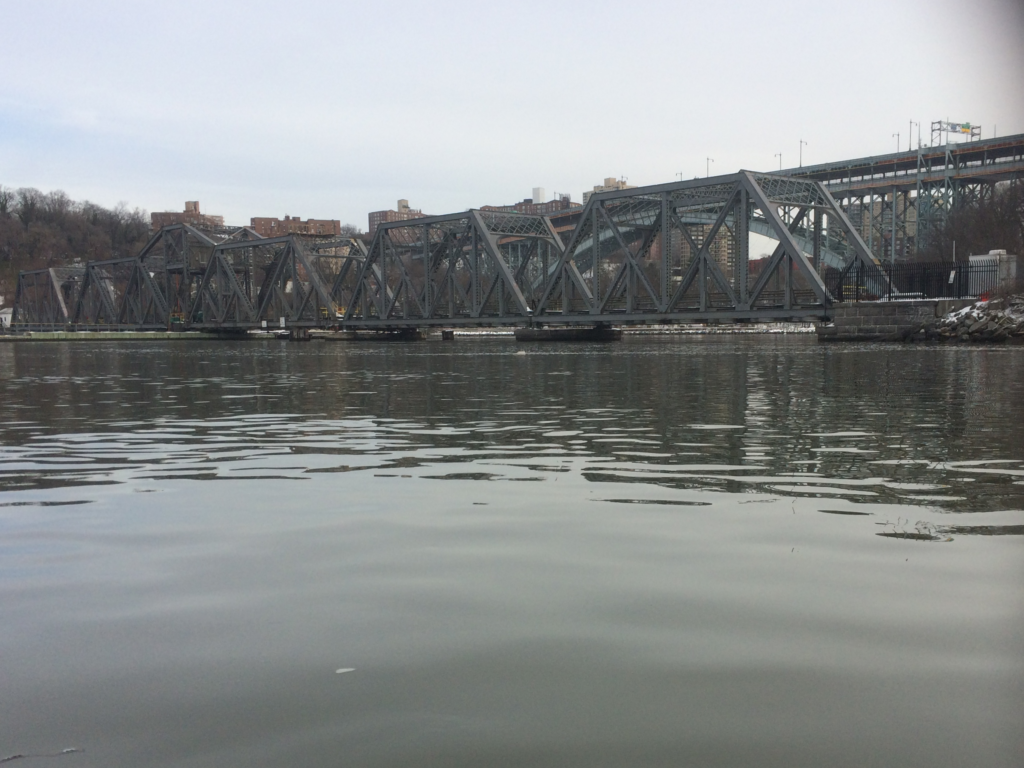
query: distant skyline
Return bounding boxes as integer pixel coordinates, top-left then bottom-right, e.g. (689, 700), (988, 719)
(2, 0), (1022, 228)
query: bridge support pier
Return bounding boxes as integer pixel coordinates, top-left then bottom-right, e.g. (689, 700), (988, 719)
(817, 300), (972, 341)
(514, 325), (622, 342)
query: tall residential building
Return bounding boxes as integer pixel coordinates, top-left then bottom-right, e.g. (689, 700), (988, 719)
(151, 201), (225, 230)
(368, 199), (428, 235)
(582, 177), (636, 205)
(250, 215), (342, 238)
(532, 187), (546, 205)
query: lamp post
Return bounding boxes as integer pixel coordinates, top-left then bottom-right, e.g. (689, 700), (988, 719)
(706, 158), (714, 178)
(909, 121), (919, 150)
(893, 132), (900, 152)
(774, 153), (782, 171)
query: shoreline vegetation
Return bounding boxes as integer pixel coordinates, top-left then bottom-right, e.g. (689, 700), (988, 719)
(0, 186), (150, 306)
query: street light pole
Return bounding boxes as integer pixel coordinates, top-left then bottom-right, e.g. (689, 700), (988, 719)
(774, 153), (782, 171)
(706, 158), (714, 178)
(799, 139), (807, 167)
(893, 132), (900, 152)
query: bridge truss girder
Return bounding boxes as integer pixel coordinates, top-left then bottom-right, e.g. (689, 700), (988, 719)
(533, 171), (879, 323)
(11, 225), (367, 332)
(343, 210), (564, 326)
(11, 267), (86, 329)
(189, 235), (365, 328)
(13, 175), (895, 332)
(71, 258), (138, 328)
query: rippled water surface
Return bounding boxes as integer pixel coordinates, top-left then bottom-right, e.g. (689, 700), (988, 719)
(1, 337), (1022, 767)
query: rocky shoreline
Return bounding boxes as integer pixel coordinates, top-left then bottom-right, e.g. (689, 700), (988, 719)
(817, 295), (1024, 343)
(925, 295), (1024, 343)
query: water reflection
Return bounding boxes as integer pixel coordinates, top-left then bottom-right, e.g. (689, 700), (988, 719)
(1, 337), (1023, 531)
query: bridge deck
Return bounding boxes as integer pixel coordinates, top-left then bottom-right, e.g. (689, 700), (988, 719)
(774, 133), (1024, 195)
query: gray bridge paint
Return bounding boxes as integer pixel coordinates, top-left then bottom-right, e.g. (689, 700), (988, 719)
(17, 134), (1024, 333)
(13, 171), (891, 332)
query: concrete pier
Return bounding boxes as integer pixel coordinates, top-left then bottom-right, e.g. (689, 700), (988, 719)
(0, 331), (207, 342)
(311, 328), (427, 342)
(514, 326), (622, 342)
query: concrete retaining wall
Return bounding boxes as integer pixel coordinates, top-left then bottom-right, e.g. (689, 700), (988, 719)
(817, 300), (973, 342)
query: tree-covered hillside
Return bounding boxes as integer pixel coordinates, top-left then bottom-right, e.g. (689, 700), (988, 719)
(0, 186), (150, 306)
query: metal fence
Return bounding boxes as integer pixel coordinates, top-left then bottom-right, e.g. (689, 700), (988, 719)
(825, 260), (1001, 302)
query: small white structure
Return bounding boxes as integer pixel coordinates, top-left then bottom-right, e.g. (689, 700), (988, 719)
(969, 250), (1018, 295)
(532, 187), (546, 204)
(0, 308), (12, 329)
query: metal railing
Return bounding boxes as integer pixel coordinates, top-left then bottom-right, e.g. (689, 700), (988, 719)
(826, 260), (1001, 302)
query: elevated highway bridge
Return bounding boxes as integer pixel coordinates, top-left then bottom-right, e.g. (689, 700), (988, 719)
(773, 133), (1024, 262)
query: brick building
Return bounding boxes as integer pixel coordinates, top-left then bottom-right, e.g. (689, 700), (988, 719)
(250, 215), (342, 238)
(151, 201), (225, 230)
(481, 193), (581, 216)
(368, 199), (428, 235)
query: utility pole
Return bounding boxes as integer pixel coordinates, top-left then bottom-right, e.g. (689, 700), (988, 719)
(799, 140), (807, 167)
(774, 153), (782, 171)
(893, 132), (900, 152)
(676, 172), (684, 181)
(706, 158), (714, 178)
(910, 121), (919, 150)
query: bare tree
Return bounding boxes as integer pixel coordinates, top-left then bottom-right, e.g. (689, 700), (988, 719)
(917, 183), (1024, 262)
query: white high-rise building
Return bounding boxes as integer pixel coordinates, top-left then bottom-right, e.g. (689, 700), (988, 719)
(532, 187), (546, 204)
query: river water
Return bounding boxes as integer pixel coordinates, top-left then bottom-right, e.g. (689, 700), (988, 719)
(1, 336), (1021, 767)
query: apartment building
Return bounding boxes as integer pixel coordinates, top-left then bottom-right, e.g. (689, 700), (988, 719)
(250, 215), (342, 238)
(151, 201), (225, 230)
(368, 199), (428, 235)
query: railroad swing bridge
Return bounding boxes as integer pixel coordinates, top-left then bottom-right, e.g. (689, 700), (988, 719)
(14, 155), (1016, 332)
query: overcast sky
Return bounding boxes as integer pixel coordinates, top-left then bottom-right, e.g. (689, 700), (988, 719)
(1, 0), (1022, 229)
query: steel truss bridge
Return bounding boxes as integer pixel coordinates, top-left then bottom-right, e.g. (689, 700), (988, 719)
(13, 226), (368, 331)
(776, 133), (1024, 263)
(15, 171), (891, 332)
